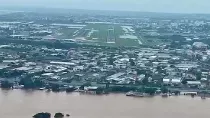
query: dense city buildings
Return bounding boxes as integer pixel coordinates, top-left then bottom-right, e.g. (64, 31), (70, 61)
(0, 8), (210, 97)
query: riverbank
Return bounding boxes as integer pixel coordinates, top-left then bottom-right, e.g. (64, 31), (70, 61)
(0, 88), (209, 100)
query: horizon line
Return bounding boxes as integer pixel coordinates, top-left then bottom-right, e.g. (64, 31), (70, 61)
(0, 5), (210, 15)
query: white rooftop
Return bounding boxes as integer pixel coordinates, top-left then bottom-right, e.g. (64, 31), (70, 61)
(187, 81), (201, 85)
(50, 61), (76, 66)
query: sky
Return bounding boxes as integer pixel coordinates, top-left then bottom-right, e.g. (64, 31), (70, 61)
(1, 0), (210, 13)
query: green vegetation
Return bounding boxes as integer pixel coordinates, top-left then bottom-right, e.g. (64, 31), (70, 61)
(1, 80), (13, 89)
(52, 23), (168, 47)
(55, 28), (78, 39)
(33, 112), (51, 118)
(54, 113), (64, 118)
(60, 23), (140, 47)
(116, 38), (139, 47)
(84, 24), (123, 42)
(139, 37), (164, 46)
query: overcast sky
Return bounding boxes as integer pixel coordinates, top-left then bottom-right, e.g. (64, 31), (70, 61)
(1, 0), (210, 13)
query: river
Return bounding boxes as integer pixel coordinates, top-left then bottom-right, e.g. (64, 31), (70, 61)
(0, 89), (209, 118)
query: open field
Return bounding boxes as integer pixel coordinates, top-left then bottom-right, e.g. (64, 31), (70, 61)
(56, 23), (143, 47)
(139, 37), (168, 46)
(78, 23), (141, 46)
(83, 24), (124, 43)
(55, 28), (78, 39)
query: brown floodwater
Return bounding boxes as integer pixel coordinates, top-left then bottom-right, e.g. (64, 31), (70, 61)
(0, 89), (210, 118)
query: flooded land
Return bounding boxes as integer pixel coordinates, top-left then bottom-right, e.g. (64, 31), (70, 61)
(0, 89), (209, 118)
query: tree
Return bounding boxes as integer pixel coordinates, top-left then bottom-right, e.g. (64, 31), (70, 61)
(83, 82), (91, 87)
(108, 57), (115, 65)
(196, 72), (202, 80)
(161, 87), (168, 93)
(170, 35), (186, 41)
(196, 54), (202, 61)
(0, 59), (3, 63)
(129, 58), (135, 66)
(54, 113), (64, 118)
(96, 87), (104, 94)
(105, 82), (110, 89)
(137, 87), (145, 93)
(19, 78), (35, 89)
(142, 71), (152, 85)
(9, 70), (24, 77)
(62, 79), (72, 83)
(174, 91), (180, 95)
(66, 87), (76, 93)
(19, 53), (27, 58)
(144, 87), (157, 95)
(170, 65), (176, 68)
(142, 77), (148, 85)
(97, 60), (101, 66)
(136, 69), (146, 75)
(156, 66), (162, 73)
(51, 84), (60, 92)
(33, 112), (51, 118)
(182, 79), (187, 85)
(145, 62), (153, 66)
(109, 86), (136, 92)
(1, 80), (13, 88)
(34, 79), (44, 88)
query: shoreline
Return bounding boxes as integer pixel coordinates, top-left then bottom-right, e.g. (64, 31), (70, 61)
(0, 88), (208, 100)
(0, 89), (209, 118)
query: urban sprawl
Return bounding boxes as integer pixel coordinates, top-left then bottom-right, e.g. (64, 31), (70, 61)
(0, 9), (210, 99)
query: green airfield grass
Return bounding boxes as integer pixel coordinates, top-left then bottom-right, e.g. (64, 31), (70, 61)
(57, 23), (153, 47)
(56, 28), (78, 39)
(84, 24), (140, 47)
